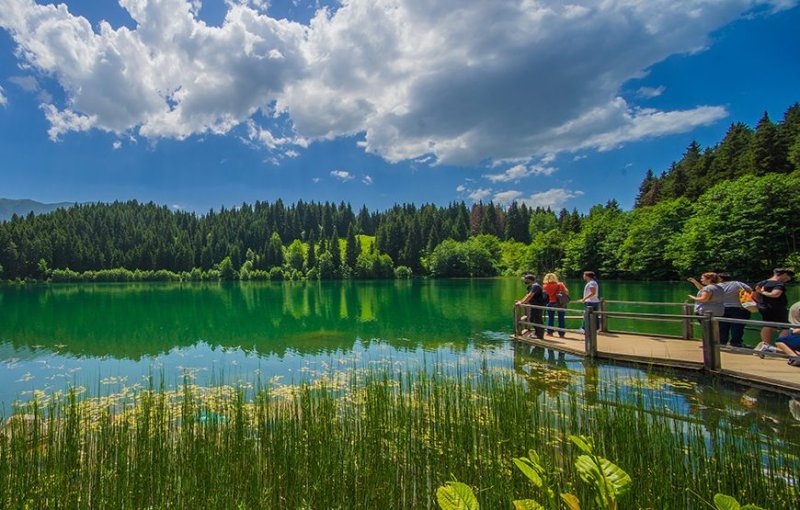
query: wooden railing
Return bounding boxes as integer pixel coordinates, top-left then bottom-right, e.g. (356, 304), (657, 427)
(514, 300), (797, 374)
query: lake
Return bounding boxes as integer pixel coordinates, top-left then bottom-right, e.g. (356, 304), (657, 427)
(1, 278), (799, 438)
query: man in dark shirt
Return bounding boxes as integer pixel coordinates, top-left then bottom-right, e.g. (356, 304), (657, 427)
(516, 274), (545, 339)
(755, 268), (795, 349)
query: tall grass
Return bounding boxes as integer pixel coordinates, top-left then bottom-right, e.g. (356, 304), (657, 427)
(0, 365), (797, 509)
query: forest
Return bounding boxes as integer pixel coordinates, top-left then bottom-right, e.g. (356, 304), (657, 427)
(1, 103), (798, 282)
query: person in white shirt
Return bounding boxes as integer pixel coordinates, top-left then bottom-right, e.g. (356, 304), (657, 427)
(579, 271), (600, 332)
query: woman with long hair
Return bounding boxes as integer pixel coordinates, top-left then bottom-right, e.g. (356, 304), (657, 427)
(542, 273), (568, 337)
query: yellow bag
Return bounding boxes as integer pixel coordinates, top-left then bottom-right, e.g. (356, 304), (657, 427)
(739, 288), (758, 313)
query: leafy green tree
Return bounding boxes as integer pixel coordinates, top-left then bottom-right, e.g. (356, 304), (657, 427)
(284, 240), (305, 272)
(667, 173), (800, 279)
(529, 208), (558, 240)
(617, 198), (689, 279)
(218, 256), (236, 280)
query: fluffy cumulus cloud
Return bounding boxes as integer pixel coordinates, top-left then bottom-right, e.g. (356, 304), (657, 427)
(0, 0), (794, 161)
(484, 163), (556, 183)
(330, 169), (353, 181)
(519, 188), (584, 209)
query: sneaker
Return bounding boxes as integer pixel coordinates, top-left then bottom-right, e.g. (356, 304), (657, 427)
(577, 328), (585, 334)
(753, 342), (765, 355)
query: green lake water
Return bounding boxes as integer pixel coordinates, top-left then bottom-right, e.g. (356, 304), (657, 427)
(1, 278), (799, 442)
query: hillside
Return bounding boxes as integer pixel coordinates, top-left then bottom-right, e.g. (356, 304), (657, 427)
(0, 199), (75, 222)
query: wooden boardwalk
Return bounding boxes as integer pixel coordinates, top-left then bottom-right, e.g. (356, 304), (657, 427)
(513, 329), (800, 396)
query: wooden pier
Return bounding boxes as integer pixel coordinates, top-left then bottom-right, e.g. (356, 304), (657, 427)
(512, 301), (800, 396)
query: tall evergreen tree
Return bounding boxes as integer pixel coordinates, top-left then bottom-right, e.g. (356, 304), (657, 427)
(344, 223), (359, 269)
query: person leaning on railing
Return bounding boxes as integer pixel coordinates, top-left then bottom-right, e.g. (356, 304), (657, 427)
(687, 272), (724, 318)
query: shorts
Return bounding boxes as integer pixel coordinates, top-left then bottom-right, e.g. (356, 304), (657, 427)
(778, 335), (800, 351)
(760, 307), (789, 324)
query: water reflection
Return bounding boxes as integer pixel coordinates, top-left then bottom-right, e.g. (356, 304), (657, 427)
(512, 342), (800, 445)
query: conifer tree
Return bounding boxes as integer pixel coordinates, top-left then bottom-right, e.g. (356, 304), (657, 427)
(344, 223), (359, 269)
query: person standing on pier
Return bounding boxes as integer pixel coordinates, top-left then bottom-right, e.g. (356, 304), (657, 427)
(542, 273), (568, 337)
(689, 273), (751, 347)
(578, 271), (600, 332)
(687, 272), (724, 318)
(754, 268), (794, 350)
(516, 274), (546, 340)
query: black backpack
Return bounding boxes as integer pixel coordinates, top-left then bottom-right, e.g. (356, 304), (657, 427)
(531, 284), (549, 305)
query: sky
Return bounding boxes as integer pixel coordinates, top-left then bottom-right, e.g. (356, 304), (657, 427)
(0, 0), (798, 214)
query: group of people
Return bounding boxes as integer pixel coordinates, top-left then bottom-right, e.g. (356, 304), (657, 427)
(516, 267), (800, 364)
(515, 271), (599, 340)
(687, 267), (799, 363)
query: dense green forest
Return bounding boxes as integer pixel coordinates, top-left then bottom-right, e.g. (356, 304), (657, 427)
(1, 104), (798, 282)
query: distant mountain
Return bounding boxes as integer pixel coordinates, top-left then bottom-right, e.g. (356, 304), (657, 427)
(0, 198), (75, 222)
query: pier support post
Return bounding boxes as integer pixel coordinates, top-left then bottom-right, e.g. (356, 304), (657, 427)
(584, 307), (598, 358)
(682, 302), (693, 339)
(701, 312), (720, 372)
(599, 299), (608, 333)
(514, 304), (521, 336)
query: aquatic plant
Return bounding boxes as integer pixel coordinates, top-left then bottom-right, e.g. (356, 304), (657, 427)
(0, 365), (796, 508)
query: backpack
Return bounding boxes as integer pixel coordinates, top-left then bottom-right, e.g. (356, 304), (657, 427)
(531, 284), (549, 306)
(556, 284), (570, 307)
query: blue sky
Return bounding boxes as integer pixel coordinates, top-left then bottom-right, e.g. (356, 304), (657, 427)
(0, 0), (798, 214)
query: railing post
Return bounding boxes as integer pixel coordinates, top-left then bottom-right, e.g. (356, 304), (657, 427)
(701, 311), (720, 372)
(599, 298), (608, 333)
(514, 303), (521, 337)
(584, 306), (597, 358)
(682, 302), (693, 339)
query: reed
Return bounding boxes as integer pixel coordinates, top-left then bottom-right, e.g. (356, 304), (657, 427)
(0, 365), (796, 509)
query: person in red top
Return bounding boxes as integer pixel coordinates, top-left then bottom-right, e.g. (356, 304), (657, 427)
(542, 273), (568, 337)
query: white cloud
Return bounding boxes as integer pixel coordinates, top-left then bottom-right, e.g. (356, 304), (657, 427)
(484, 163), (556, 183)
(518, 188), (584, 209)
(112, 140), (122, 150)
(171, 204), (183, 210)
(0, 85), (6, 107)
(8, 75), (39, 92)
(362, 175), (373, 185)
(0, 0), (790, 163)
(330, 169), (353, 181)
(40, 103), (95, 141)
(636, 85), (666, 99)
(467, 188), (492, 201)
(312, 177), (320, 183)
(456, 184), (466, 192)
(493, 190), (523, 204)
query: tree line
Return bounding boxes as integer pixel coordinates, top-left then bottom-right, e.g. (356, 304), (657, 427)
(1, 104), (798, 282)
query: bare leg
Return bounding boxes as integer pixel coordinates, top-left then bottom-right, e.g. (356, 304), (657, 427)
(761, 326), (774, 345)
(776, 342), (799, 357)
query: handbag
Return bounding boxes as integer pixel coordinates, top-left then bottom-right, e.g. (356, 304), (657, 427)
(556, 284), (570, 307)
(738, 288), (758, 313)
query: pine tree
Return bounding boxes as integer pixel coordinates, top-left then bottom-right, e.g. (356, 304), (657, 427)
(752, 112), (790, 175)
(344, 223), (359, 269)
(329, 227), (341, 270)
(635, 169), (656, 207)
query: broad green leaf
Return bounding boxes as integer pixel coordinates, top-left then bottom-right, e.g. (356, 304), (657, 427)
(527, 449), (541, 465)
(713, 493), (740, 510)
(597, 457), (632, 495)
(568, 435), (593, 454)
(436, 481), (479, 510)
(560, 493), (581, 510)
(512, 499), (545, 510)
(513, 457), (543, 487)
(740, 505), (766, 510)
